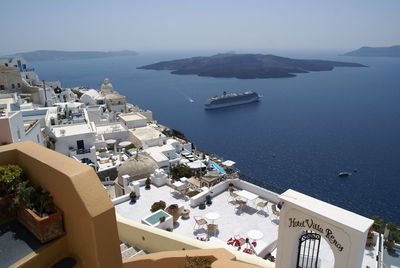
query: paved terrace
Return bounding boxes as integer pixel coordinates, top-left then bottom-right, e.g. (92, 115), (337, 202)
(115, 184), (334, 265)
(115, 185), (278, 248)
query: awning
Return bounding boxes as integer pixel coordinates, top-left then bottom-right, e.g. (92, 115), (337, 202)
(187, 160), (206, 169)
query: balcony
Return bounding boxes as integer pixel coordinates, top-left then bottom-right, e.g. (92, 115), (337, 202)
(0, 142), (265, 268)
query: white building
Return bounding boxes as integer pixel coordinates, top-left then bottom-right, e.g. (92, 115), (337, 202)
(0, 94), (43, 146)
(119, 112), (147, 129)
(0, 56), (39, 85)
(96, 122), (130, 145)
(99, 78), (126, 113)
(86, 106), (110, 125)
(47, 105), (98, 168)
(128, 126), (167, 149)
(80, 89), (105, 106)
(56, 87), (76, 103)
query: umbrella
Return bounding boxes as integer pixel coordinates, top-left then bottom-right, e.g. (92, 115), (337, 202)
(119, 141), (132, 147)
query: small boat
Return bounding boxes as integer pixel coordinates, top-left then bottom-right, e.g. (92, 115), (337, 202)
(338, 172), (351, 177)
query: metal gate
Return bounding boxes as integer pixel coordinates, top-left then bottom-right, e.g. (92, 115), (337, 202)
(296, 231), (321, 268)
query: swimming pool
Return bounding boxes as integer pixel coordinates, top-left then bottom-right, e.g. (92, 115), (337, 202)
(142, 210), (171, 225)
(210, 160), (226, 174)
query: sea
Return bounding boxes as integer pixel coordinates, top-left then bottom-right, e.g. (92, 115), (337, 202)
(32, 50), (400, 223)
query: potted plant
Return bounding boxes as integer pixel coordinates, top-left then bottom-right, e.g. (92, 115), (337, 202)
(129, 191), (136, 203)
(199, 202), (206, 210)
(150, 200), (166, 213)
(228, 183), (234, 192)
(205, 195), (212, 205)
(145, 178), (151, 190)
(0, 165), (24, 223)
(16, 181), (64, 243)
(159, 216), (166, 223)
(385, 222), (398, 250)
(366, 230), (374, 247)
(166, 204), (179, 223)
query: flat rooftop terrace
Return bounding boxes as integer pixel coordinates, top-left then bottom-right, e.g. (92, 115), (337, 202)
(115, 184), (335, 265)
(115, 185), (278, 248)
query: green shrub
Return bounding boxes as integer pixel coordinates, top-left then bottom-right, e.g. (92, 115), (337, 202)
(0, 164), (25, 196)
(150, 200), (166, 213)
(199, 202), (206, 210)
(170, 165), (193, 180)
(124, 144), (136, 150)
(187, 191), (200, 198)
(17, 181), (55, 217)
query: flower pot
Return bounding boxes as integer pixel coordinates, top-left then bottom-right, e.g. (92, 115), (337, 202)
(0, 195), (15, 224)
(165, 204), (179, 223)
(17, 206), (64, 243)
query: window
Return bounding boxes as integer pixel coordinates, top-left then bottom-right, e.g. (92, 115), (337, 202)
(26, 75), (29, 79)
(37, 134), (40, 143)
(11, 84), (15, 89)
(0, 85), (4, 90)
(17, 129), (21, 140)
(4, 63), (8, 67)
(17, 83), (21, 88)
(23, 64), (27, 69)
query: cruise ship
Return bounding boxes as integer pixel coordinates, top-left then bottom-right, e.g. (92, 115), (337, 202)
(204, 91), (261, 109)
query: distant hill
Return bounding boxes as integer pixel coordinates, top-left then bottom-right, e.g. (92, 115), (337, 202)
(7, 50), (138, 61)
(343, 45), (400, 57)
(138, 53), (366, 79)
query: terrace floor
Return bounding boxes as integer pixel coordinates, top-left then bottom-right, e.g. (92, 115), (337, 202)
(115, 184), (335, 266)
(0, 220), (44, 267)
(383, 245), (400, 268)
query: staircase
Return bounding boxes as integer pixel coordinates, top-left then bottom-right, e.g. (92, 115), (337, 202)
(120, 242), (147, 259)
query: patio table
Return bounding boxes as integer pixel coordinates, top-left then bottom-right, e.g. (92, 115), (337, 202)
(247, 229), (264, 240)
(205, 212), (220, 224)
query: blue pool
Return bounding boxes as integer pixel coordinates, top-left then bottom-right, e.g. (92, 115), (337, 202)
(210, 160), (226, 174)
(143, 210), (171, 225)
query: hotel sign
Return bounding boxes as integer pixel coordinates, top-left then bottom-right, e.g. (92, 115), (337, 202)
(289, 217), (344, 252)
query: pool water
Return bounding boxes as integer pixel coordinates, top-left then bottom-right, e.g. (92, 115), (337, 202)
(210, 161), (226, 174)
(144, 210), (170, 225)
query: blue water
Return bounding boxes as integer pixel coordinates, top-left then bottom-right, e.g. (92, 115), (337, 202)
(144, 210), (170, 225)
(33, 51), (400, 223)
(210, 161), (226, 174)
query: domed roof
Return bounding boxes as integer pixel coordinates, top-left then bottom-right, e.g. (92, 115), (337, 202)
(117, 155), (158, 183)
(100, 78), (114, 94)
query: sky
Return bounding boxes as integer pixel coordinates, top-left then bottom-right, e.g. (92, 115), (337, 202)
(1, 0), (399, 54)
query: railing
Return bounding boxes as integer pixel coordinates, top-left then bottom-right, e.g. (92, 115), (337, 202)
(238, 174), (286, 195)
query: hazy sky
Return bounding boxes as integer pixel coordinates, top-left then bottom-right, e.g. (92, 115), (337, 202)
(1, 0), (399, 54)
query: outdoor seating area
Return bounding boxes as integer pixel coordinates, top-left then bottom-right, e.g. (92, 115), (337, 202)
(115, 183), (280, 259)
(228, 189), (277, 221)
